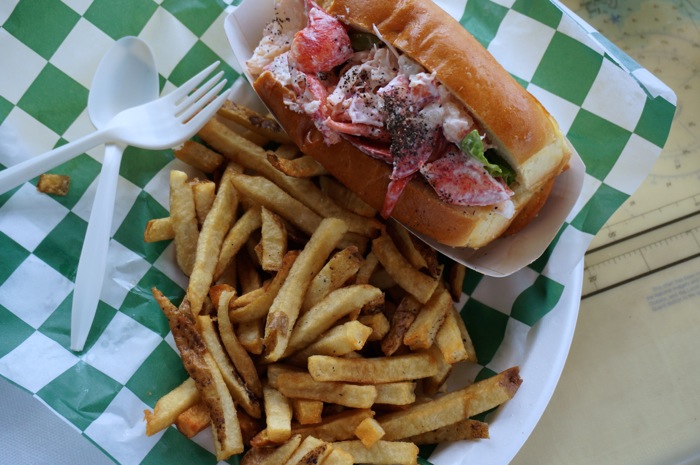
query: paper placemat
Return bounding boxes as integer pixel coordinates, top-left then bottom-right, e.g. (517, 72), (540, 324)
(0, 0), (675, 463)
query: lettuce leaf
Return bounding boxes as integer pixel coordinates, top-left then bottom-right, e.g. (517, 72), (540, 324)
(459, 130), (516, 185)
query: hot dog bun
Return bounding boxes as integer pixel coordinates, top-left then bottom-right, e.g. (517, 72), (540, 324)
(251, 0), (571, 248)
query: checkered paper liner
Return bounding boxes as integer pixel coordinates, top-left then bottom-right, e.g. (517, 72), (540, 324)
(0, 0), (675, 464)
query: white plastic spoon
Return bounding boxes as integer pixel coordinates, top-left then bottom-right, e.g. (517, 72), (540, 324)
(70, 37), (158, 351)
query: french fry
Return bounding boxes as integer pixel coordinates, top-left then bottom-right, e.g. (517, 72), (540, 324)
(372, 232), (440, 304)
(333, 440), (419, 465)
(187, 164), (239, 316)
(144, 217), (175, 243)
(274, 144), (300, 159)
(355, 251), (379, 284)
(307, 352), (438, 384)
(192, 180), (216, 226)
(217, 290), (263, 398)
(422, 346), (452, 397)
(374, 382), (417, 406)
(217, 100), (291, 144)
(354, 417), (385, 448)
(302, 246), (363, 313)
(378, 367), (523, 440)
(237, 250), (263, 293)
(289, 320), (373, 364)
(435, 305), (476, 364)
(283, 436), (330, 465)
(285, 284), (383, 357)
(230, 251), (299, 323)
(215, 205), (262, 280)
(405, 418), (490, 444)
(175, 401), (210, 438)
(323, 447), (354, 465)
(241, 435), (302, 465)
(403, 285), (452, 350)
(144, 377), (200, 436)
(387, 221), (428, 271)
(230, 286), (266, 309)
(275, 372), (377, 409)
(198, 315), (262, 419)
(268, 152), (328, 178)
(319, 175), (377, 218)
(237, 319), (265, 355)
(169, 170), (199, 275)
(357, 312), (390, 341)
(263, 385), (293, 443)
(292, 399), (324, 425)
(174, 140), (225, 173)
(259, 207), (287, 272)
(264, 218), (348, 361)
(448, 262), (467, 301)
(230, 173), (322, 236)
(381, 295), (421, 356)
(289, 409), (374, 443)
(152, 290), (243, 459)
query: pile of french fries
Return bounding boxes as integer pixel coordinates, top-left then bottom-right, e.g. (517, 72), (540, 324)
(143, 101), (522, 464)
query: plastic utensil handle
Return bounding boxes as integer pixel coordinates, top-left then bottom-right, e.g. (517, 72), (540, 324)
(70, 143), (123, 352)
(0, 129), (109, 196)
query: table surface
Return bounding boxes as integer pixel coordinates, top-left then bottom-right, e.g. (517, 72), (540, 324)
(1, 1), (698, 464)
(513, 1), (700, 464)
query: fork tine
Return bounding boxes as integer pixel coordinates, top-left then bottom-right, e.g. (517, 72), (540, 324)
(168, 61), (220, 102)
(178, 79), (228, 124)
(175, 70), (224, 115)
(181, 87), (231, 134)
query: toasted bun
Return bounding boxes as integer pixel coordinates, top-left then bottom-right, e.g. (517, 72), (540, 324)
(251, 0), (571, 248)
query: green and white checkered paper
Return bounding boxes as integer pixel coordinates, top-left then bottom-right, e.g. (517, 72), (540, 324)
(0, 0), (675, 464)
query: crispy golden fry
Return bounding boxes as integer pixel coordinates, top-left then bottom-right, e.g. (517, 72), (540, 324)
(381, 295), (421, 356)
(291, 399), (324, 425)
(217, 290), (263, 398)
(435, 306), (476, 364)
(259, 207), (287, 272)
(422, 346), (452, 397)
(264, 218), (348, 361)
(308, 351), (437, 384)
(217, 100), (291, 144)
(187, 164), (239, 316)
(302, 246), (363, 313)
(144, 377), (200, 436)
(378, 367), (523, 440)
(290, 409), (373, 443)
(372, 232), (440, 304)
(237, 319), (264, 355)
(267, 152), (328, 178)
(357, 312), (390, 341)
(237, 250), (263, 294)
(170, 170), (199, 275)
(144, 217), (175, 243)
(333, 440), (419, 465)
(230, 251), (299, 323)
(323, 447), (354, 465)
(319, 175), (377, 218)
(404, 286), (452, 350)
(241, 435), (302, 465)
(230, 173), (322, 236)
(230, 286), (266, 309)
(263, 385), (293, 443)
(275, 372), (377, 409)
(198, 315), (262, 419)
(374, 382), (417, 406)
(387, 221), (428, 271)
(174, 140), (225, 173)
(290, 320), (373, 364)
(175, 400), (210, 438)
(448, 262), (467, 301)
(274, 144), (300, 159)
(199, 118), (380, 237)
(285, 284), (383, 357)
(152, 290), (243, 459)
(191, 180), (216, 227)
(37, 173), (70, 196)
(354, 417), (385, 448)
(283, 436), (330, 465)
(214, 205), (262, 280)
(266, 363), (304, 387)
(355, 251), (379, 285)
(406, 418), (489, 444)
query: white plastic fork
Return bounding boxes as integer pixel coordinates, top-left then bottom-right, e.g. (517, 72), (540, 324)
(0, 61), (231, 196)
(68, 62), (231, 352)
